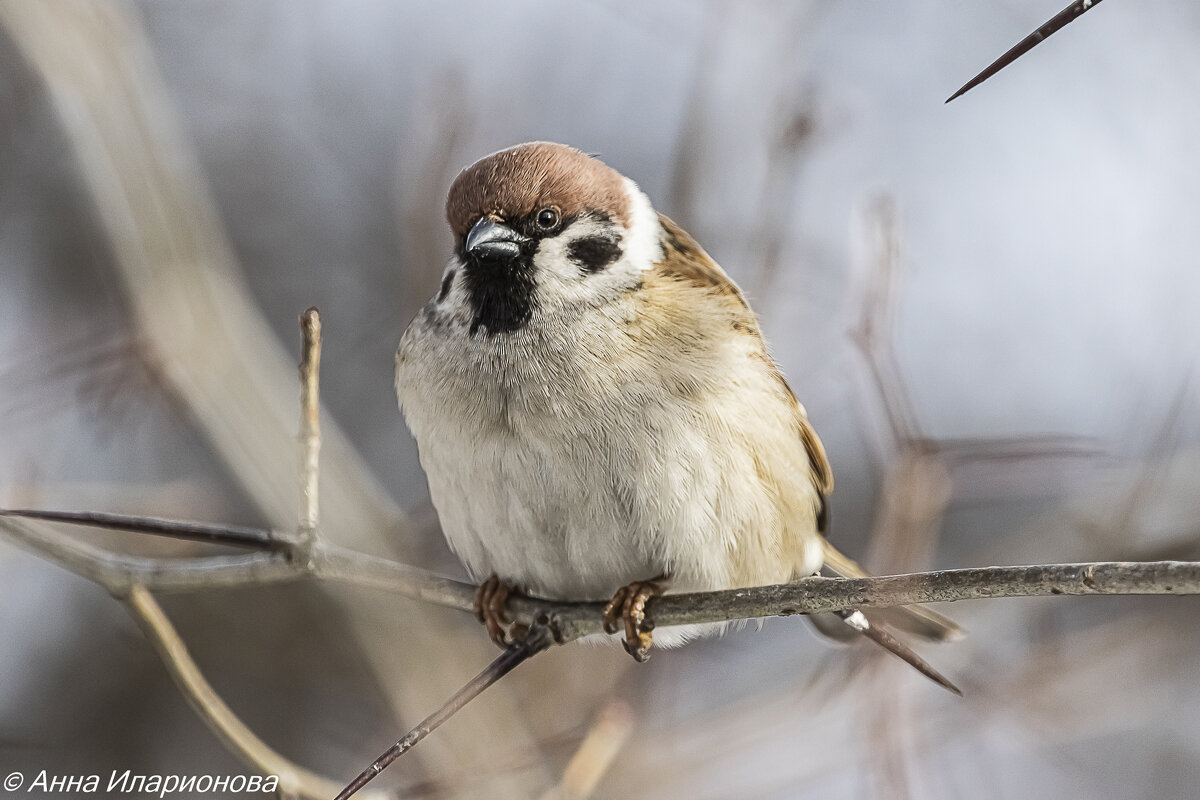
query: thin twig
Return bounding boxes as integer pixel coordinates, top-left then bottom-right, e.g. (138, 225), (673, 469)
(333, 625), (555, 800)
(309, 541), (476, 611)
(298, 308), (321, 546)
(0, 509), (285, 550)
(839, 609), (961, 695)
(946, 0), (1107, 103)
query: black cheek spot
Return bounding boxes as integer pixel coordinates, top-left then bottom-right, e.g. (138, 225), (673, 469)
(437, 269), (456, 302)
(567, 235), (623, 273)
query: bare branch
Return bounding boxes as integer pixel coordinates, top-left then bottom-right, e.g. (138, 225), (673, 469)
(334, 625), (555, 800)
(0, 509), (284, 550)
(8, 510), (1196, 646)
(947, 0), (1107, 103)
(308, 542), (476, 612)
(510, 560), (1200, 645)
(0, 510), (476, 602)
(0, 514), (299, 595)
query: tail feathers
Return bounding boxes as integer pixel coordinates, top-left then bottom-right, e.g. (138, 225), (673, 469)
(814, 541), (964, 695)
(821, 541), (964, 642)
(836, 610), (962, 696)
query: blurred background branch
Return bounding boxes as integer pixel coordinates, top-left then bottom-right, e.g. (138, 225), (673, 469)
(126, 584), (376, 800)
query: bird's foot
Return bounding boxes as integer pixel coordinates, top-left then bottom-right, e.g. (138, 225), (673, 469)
(603, 577), (666, 662)
(475, 575), (528, 648)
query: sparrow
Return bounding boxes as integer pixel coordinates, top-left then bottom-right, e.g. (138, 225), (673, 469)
(395, 142), (958, 679)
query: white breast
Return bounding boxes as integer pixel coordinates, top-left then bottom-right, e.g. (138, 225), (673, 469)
(395, 288), (824, 608)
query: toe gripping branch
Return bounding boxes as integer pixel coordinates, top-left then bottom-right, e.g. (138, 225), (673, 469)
(476, 575), (529, 647)
(603, 578), (666, 663)
(476, 574), (669, 663)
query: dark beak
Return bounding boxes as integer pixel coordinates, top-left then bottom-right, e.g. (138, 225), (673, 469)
(465, 218), (527, 262)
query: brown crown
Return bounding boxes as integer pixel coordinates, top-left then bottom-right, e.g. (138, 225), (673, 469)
(445, 142), (631, 239)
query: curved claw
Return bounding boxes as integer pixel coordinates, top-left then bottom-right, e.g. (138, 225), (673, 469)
(475, 575), (519, 648)
(603, 578), (665, 662)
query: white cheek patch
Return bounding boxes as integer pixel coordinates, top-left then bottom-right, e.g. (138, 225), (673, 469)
(527, 180), (664, 313)
(621, 177), (664, 271)
(532, 221), (633, 312)
(535, 217), (614, 280)
(533, 179), (662, 281)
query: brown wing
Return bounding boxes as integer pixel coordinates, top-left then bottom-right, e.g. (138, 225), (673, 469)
(657, 215), (963, 649)
(654, 212), (834, 518)
(798, 414), (833, 496)
(799, 414), (833, 533)
(655, 214), (749, 308)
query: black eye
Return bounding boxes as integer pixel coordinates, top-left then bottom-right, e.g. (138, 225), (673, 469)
(535, 208), (560, 230)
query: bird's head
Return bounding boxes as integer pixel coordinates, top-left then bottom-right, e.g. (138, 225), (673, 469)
(443, 142), (662, 335)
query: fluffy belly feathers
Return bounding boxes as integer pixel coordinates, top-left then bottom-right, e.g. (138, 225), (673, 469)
(397, 319), (824, 603)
